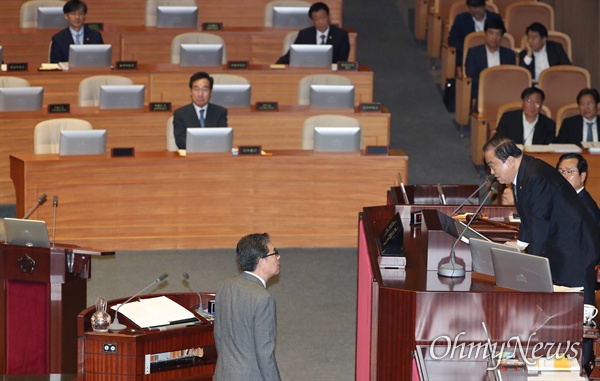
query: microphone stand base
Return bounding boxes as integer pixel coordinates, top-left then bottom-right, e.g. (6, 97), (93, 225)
(438, 262), (466, 278)
(108, 322), (127, 331)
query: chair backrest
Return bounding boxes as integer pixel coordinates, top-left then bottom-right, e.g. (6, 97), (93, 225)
(20, 0), (65, 28)
(519, 30), (572, 59)
(478, 65), (531, 132)
(491, 0), (536, 19)
(556, 103), (581, 135)
(538, 65), (591, 119)
(448, 1), (499, 30)
(282, 31), (299, 54)
(0, 76), (31, 88)
(78, 75), (134, 107)
(166, 116), (178, 151)
(34, 118), (93, 154)
(264, 0), (311, 27)
(170, 32), (227, 64)
(211, 74), (250, 85)
(495, 101), (552, 134)
(145, 0), (196, 27)
(461, 31), (515, 67)
(505, 2), (554, 43)
(297, 74), (353, 106)
(302, 115), (360, 149)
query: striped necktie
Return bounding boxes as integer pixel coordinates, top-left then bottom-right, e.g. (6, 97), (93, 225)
(75, 32), (82, 45)
(199, 109), (205, 128)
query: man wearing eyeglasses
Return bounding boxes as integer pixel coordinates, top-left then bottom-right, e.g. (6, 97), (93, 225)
(556, 153), (600, 225)
(495, 87), (555, 145)
(214, 233), (281, 381)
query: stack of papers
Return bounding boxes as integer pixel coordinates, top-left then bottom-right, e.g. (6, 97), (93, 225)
(523, 144), (582, 153)
(111, 296), (197, 328)
(582, 142), (600, 154)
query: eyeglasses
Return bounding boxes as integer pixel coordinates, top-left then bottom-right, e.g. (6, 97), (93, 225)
(262, 249), (279, 258)
(558, 169), (579, 176)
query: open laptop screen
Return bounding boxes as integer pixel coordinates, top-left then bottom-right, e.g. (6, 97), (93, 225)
(4, 218), (50, 248)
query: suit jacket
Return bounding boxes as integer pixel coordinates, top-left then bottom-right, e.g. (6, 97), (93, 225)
(555, 115), (600, 144)
(172, 102), (228, 149)
(214, 272), (281, 381)
(447, 11), (502, 66)
(465, 44), (516, 99)
(579, 188), (600, 227)
(50, 25), (104, 63)
(495, 110), (556, 144)
(276, 24), (350, 64)
(518, 40), (571, 79)
(514, 155), (599, 303)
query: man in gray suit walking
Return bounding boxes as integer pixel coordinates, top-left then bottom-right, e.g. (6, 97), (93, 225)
(214, 233), (282, 381)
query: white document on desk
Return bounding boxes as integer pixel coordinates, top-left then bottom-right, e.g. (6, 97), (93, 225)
(111, 296), (196, 328)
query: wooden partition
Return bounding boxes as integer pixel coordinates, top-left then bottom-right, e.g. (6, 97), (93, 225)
(10, 150), (408, 250)
(389, 183), (480, 205)
(0, 0), (343, 29)
(356, 204), (584, 380)
(0, 64), (373, 107)
(0, 105), (390, 204)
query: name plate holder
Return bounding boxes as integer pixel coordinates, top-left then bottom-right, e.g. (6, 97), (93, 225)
(48, 104), (70, 113)
(337, 62), (358, 71)
(7, 63), (28, 71)
(116, 61), (138, 70)
(202, 22), (222, 31)
(377, 212), (404, 256)
(365, 146), (388, 155)
(359, 102), (381, 112)
(255, 102), (278, 111)
(228, 61), (249, 69)
(238, 146), (262, 155)
(111, 147), (135, 157)
(149, 102), (172, 112)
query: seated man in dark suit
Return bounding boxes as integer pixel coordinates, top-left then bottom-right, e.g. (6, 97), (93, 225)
(276, 2), (349, 64)
(50, 0), (104, 63)
(173, 71), (228, 149)
(495, 87), (555, 145)
(448, 0), (502, 68)
(556, 153), (600, 226)
(518, 22), (571, 82)
(465, 19), (516, 103)
(556, 88), (599, 144)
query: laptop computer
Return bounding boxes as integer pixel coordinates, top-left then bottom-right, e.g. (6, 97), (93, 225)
(3, 218), (51, 248)
(455, 219), (491, 245)
(469, 238), (520, 276)
(491, 248), (554, 292)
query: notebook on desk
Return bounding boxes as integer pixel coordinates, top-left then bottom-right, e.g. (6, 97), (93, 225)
(3, 218), (50, 248)
(491, 248), (554, 292)
(470, 238), (520, 276)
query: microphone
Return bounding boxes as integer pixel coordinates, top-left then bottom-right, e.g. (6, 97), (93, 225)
(450, 174), (495, 216)
(108, 273), (169, 331)
(438, 182), (499, 278)
(182, 273), (212, 318)
(22, 193), (47, 219)
(51, 196), (58, 249)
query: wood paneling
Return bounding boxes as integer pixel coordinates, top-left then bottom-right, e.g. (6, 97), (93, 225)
(10, 151), (408, 250)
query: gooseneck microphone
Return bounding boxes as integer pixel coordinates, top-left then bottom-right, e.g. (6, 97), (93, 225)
(450, 174), (495, 216)
(22, 194), (47, 219)
(438, 182), (499, 278)
(108, 273), (169, 331)
(182, 272), (211, 318)
(51, 196), (58, 249)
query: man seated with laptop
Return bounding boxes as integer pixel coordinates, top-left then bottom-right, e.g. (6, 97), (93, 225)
(173, 71), (228, 150)
(50, 0), (104, 63)
(276, 2), (350, 65)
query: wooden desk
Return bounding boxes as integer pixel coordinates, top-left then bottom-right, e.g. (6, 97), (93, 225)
(356, 204), (584, 380)
(10, 150), (408, 250)
(0, 64), (374, 107)
(0, 26), (357, 65)
(0, 0), (344, 29)
(0, 106), (390, 204)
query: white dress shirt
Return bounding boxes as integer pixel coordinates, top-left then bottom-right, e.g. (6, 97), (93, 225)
(315, 27), (330, 44)
(583, 117), (598, 142)
(523, 43), (550, 81)
(522, 113), (539, 145)
(485, 46), (500, 68)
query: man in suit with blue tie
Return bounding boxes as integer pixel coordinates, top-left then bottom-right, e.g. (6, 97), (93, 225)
(49, 0), (104, 63)
(556, 88), (600, 145)
(276, 2), (350, 64)
(172, 71), (228, 149)
(465, 19), (516, 103)
(214, 233), (282, 381)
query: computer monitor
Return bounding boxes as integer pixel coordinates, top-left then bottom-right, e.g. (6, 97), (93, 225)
(313, 127), (361, 152)
(59, 130), (107, 156)
(99, 85), (145, 110)
(156, 6), (198, 28)
(186, 128), (233, 153)
(289, 45), (333, 67)
(37, 7), (68, 29)
(3, 218), (50, 248)
(68, 44), (112, 67)
(309, 85), (355, 108)
(179, 44), (223, 67)
(0, 87), (44, 112)
(211, 84), (251, 108)
(272, 6), (311, 29)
